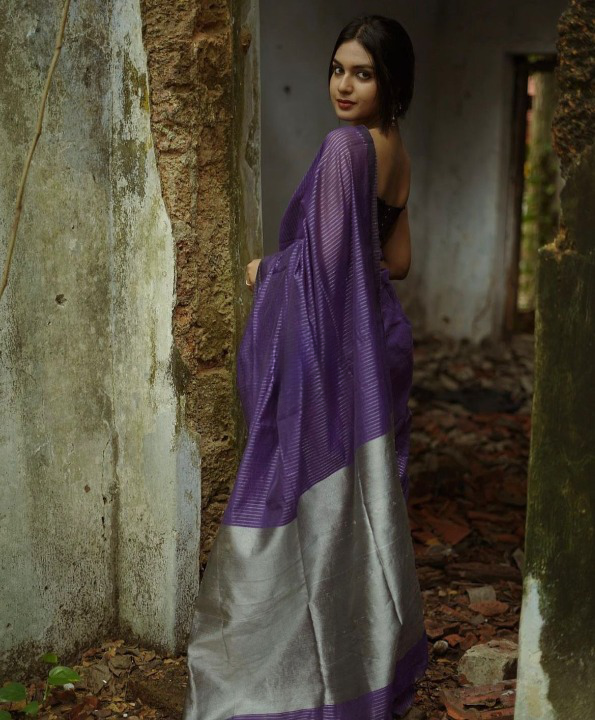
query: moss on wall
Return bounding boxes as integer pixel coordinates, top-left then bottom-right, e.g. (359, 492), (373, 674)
(0, 0), (117, 678)
(552, 0), (595, 182)
(518, 2), (595, 717)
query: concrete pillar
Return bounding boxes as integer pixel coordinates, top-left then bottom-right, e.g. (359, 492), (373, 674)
(0, 0), (203, 673)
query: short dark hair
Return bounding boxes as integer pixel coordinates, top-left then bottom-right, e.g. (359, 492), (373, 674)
(328, 15), (415, 134)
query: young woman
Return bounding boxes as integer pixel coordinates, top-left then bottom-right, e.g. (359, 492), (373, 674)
(183, 15), (427, 720)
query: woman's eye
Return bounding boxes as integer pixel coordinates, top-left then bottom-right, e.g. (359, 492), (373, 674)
(332, 67), (371, 79)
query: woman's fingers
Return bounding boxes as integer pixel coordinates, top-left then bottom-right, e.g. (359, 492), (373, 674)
(246, 258), (261, 286)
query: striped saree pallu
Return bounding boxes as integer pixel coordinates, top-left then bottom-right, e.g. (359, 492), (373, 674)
(183, 125), (428, 720)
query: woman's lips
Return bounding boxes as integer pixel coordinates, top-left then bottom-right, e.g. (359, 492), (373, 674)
(337, 99), (355, 108)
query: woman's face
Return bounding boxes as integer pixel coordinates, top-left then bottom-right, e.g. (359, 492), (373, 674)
(329, 39), (380, 127)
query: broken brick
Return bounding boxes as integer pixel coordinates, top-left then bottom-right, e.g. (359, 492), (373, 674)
(468, 601), (509, 617)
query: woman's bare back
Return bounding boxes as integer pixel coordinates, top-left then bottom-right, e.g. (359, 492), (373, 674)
(369, 126), (412, 279)
(369, 126), (410, 207)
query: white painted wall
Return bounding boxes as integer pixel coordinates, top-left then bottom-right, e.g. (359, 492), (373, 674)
(424, 0), (566, 340)
(260, 0), (567, 340)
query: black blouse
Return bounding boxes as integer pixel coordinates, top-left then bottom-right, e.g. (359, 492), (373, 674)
(377, 196), (405, 246)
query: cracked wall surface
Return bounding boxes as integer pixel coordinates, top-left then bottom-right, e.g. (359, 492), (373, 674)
(516, 2), (595, 718)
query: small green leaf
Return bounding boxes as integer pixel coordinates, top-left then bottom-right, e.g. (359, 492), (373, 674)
(0, 710), (13, 720)
(40, 652), (59, 665)
(0, 683), (27, 703)
(47, 666), (81, 686)
(23, 701), (39, 716)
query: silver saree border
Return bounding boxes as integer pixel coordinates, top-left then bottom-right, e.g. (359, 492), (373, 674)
(184, 427), (425, 720)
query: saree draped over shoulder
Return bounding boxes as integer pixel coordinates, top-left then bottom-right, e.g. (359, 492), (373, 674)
(183, 124), (428, 720)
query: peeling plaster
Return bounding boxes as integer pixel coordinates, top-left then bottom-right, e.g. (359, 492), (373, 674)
(516, 574), (556, 720)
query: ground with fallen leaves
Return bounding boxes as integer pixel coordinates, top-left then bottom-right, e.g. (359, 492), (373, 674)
(406, 333), (531, 719)
(2, 333), (533, 720)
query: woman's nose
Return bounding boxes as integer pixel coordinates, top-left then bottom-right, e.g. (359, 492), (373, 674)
(338, 74), (352, 92)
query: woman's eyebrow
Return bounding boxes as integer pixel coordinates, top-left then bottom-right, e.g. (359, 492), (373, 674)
(332, 60), (374, 70)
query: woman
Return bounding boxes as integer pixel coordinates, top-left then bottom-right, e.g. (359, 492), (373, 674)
(183, 15), (428, 720)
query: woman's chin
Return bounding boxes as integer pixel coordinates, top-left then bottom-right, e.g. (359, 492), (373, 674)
(335, 111), (363, 125)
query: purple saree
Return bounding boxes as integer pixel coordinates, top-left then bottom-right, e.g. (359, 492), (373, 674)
(183, 124), (428, 720)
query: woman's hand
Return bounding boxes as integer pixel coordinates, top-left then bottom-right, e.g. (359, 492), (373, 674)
(245, 258), (262, 292)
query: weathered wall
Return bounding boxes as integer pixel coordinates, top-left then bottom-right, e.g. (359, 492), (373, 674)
(140, 0), (261, 570)
(515, 1), (594, 718)
(109, 1), (201, 653)
(0, 0), (115, 674)
(260, 0), (566, 340)
(0, 0), (201, 674)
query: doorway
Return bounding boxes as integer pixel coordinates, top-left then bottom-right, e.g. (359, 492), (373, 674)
(504, 54), (562, 335)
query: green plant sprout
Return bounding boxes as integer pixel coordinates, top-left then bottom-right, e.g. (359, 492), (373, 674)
(0, 652), (81, 718)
